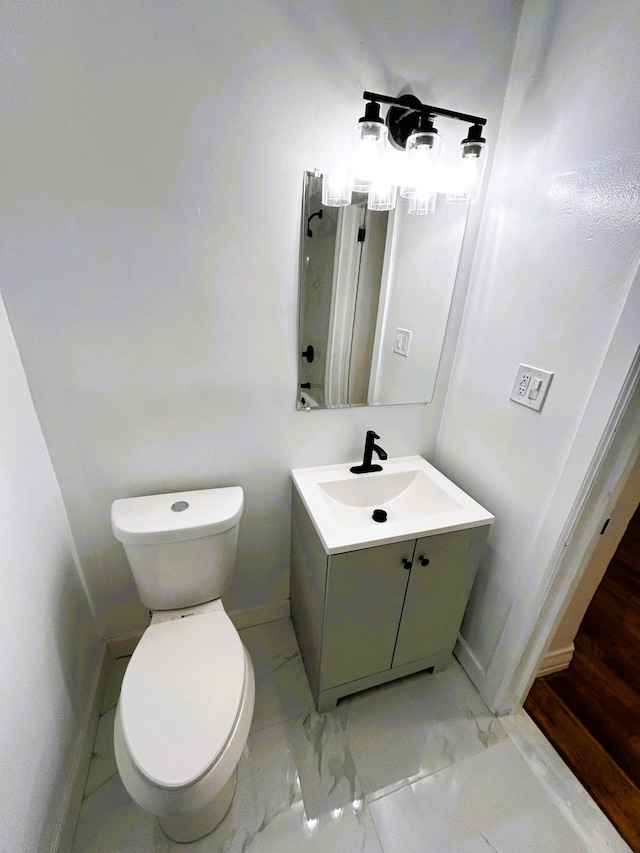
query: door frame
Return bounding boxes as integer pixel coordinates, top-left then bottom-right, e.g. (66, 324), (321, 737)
(538, 450), (640, 676)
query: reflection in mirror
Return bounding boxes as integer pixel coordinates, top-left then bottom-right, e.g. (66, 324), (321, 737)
(297, 171), (470, 409)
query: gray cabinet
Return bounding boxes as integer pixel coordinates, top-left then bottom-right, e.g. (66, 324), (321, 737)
(290, 489), (490, 711)
(392, 532), (474, 668)
(321, 540), (411, 689)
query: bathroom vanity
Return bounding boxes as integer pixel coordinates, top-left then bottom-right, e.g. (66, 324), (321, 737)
(290, 456), (494, 711)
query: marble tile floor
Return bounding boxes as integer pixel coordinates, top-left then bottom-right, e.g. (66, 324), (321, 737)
(71, 619), (630, 853)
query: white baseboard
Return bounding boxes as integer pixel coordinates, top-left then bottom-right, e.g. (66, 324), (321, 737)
(106, 630), (144, 659)
(51, 643), (109, 853)
(536, 642), (575, 677)
(454, 634), (487, 689)
(228, 599), (290, 631)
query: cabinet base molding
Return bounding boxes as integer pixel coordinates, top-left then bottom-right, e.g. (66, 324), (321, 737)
(316, 651), (452, 712)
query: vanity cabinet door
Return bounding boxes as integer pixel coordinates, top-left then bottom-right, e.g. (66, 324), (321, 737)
(392, 530), (472, 668)
(320, 540), (413, 691)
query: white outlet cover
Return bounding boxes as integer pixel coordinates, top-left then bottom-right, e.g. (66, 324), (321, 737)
(393, 328), (412, 357)
(510, 364), (553, 411)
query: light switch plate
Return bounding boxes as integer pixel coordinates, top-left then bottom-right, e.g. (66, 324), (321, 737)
(394, 328), (412, 357)
(510, 364), (553, 411)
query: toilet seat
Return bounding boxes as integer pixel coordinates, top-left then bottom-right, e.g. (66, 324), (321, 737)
(119, 610), (246, 790)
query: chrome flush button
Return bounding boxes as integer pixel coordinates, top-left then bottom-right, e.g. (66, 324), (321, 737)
(171, 501), (189, 512)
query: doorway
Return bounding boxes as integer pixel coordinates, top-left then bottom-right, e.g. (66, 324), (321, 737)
(524, 501), (640, 849)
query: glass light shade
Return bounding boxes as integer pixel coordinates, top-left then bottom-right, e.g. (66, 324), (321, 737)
(407, 188), (437, 215)
(446, 140), (487, 204)
(350, 121), (389, 192)
(400, 130), (441, 198)
(322, 172), (352, 207)
(367, 177), (397, 211)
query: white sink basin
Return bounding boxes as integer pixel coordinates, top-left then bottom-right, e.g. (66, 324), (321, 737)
(291, 455), (494, 553)
(318, 469), (461, 512)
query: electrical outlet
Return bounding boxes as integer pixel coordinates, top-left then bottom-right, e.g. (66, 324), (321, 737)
(510, 364), (553, 411)
(515, 368), (533, 396)
(393, 328), (412, 357)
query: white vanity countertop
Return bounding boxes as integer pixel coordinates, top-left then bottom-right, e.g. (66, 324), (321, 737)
(291, 455), (494, 554)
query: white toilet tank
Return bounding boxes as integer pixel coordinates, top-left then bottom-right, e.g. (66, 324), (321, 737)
(111, 487), (244, 611)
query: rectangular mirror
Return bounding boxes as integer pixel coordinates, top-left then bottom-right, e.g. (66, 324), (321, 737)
(297, 170), (470, 409)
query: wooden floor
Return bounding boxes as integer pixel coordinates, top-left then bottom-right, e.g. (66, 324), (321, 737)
(525, 503), (640, 851)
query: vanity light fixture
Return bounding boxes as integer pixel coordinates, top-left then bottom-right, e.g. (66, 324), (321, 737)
(322, 91), (488, 214)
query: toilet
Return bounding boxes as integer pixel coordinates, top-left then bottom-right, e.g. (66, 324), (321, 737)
(110, 486), (255, 844)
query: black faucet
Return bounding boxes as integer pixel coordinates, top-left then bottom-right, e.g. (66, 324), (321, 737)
(350, 430), (388, 474)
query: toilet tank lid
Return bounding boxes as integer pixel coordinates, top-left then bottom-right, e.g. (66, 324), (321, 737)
(111, 487), (244, 545)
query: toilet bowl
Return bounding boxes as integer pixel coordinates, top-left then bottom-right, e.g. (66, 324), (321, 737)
(111, 487), (254, 843)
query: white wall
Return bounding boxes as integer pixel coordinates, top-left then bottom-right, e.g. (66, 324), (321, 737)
(373, 196), (468, 404)
(0, 296), (100, 851)
(0, 0), (522, 637)
(437, 0), (640, 706)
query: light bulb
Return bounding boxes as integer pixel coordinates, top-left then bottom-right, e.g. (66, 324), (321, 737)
(401, 130), (441, 198)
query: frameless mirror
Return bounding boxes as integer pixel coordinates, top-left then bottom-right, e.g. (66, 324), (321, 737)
(297, 170), (470, 409)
